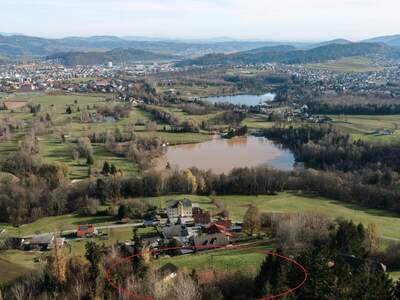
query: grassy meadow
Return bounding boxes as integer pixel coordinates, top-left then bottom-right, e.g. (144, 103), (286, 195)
(305, 57), (384, 73)
(328, 114), (400, 143)
(0, 92), (215, 179)
(153, 245), (273, 276)
(137, 192), (400, 241)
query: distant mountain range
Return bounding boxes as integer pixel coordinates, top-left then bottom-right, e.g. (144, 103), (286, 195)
(47, 48), (179, 66)
(176, 42), (400, 67)
(362, 34), (400, 47)
(1, 33), (400, 66)
(0, 34), (300, 60)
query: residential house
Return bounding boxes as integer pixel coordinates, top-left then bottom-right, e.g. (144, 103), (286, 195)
(193, 233), (230, 248)
(204, 223), (233, 238)
(162, 225), (189, 240)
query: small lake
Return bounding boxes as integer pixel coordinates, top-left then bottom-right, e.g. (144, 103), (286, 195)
(163, 136), (294, 174)
(204, 93), (276, 106)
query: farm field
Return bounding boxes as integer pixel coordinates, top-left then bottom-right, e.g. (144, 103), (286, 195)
(305, 57), (384, 73)
(328, 114), (400, 143)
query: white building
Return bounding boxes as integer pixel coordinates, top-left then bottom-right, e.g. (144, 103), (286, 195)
(166, 199), (193, 220)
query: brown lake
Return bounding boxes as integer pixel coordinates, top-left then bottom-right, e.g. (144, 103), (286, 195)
(163, 136), (294, 174)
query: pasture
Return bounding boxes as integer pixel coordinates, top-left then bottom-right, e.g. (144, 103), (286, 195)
(305, 57), (384, 73)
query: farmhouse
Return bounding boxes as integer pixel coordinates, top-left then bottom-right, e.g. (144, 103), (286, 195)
(23, 233), (65, 251)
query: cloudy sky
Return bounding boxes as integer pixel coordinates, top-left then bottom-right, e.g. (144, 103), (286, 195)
(1, 0), (399, 41)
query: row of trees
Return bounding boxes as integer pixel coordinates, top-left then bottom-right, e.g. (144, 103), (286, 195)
(305, 95), (400, 115)
(3, 158), (400, 226)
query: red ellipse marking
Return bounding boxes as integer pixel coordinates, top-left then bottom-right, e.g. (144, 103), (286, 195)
(104, 245), (308, 300)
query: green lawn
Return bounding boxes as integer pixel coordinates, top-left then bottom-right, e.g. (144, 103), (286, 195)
(3, 213), (116, 236)
(390, 271), (400, 281)
(0, 250), (44, 283)
(153, 245), (272, 275)
(137, 192), (400, 240)
(68, 226), (157, 257)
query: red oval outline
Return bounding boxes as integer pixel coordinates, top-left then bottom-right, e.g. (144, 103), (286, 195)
(104, 245), (308, 300)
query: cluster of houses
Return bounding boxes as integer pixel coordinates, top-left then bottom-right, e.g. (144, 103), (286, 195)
(137, 199), (243, 254)
(12, 199), (242, 254)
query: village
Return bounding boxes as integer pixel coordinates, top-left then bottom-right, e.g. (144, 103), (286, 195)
(9, 198), (248, 269)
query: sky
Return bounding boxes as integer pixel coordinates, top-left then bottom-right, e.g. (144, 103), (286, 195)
(1, 0), (400, 41)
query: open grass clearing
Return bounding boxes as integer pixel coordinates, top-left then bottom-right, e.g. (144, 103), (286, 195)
(305, 57), (384, 73)
(153, 245), (273, 275)
(136, 192), (400, 240)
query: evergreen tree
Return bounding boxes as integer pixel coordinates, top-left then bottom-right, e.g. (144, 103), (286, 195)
(132, 228), (147, 277)
(110, 163), (117, 175)
(117, 204), (127, 220)
(85, 241), (102, 299)
(102, 161), (111, 174)
(254, 254), (276, 298)
(394, 280), (400, 300)
(348, 262), (394, 300)
(332, 220), (365, 256)
(290, 246), (336, 300)
(86, 154), (94, 166)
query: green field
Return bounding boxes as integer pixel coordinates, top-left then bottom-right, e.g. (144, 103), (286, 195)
(0, 92), (215, 179)
(153, 245), (272, 275)
(305, 57), (384, 73)
(0, 250), (43, 283)
(2, 213), (116, 236)
(328, 114), (400, 143)
(137, 192), (400, 240)
(390, 271), (400, 280)
(3, 192), (400, 241)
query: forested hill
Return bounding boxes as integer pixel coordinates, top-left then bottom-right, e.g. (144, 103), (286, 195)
(177, 42), (400, 66)
(47, 48), (179, 66)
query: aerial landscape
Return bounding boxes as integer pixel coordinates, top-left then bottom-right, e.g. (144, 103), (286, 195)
(1, 0), (400, 299)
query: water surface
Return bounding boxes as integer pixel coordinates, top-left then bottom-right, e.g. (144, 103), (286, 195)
(204, 93), (276, 106)
(163, 136), (294, 174)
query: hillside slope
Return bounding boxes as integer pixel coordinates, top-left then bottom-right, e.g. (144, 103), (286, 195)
(177, 42), (399, 66)
(47, 48), (179, 66)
